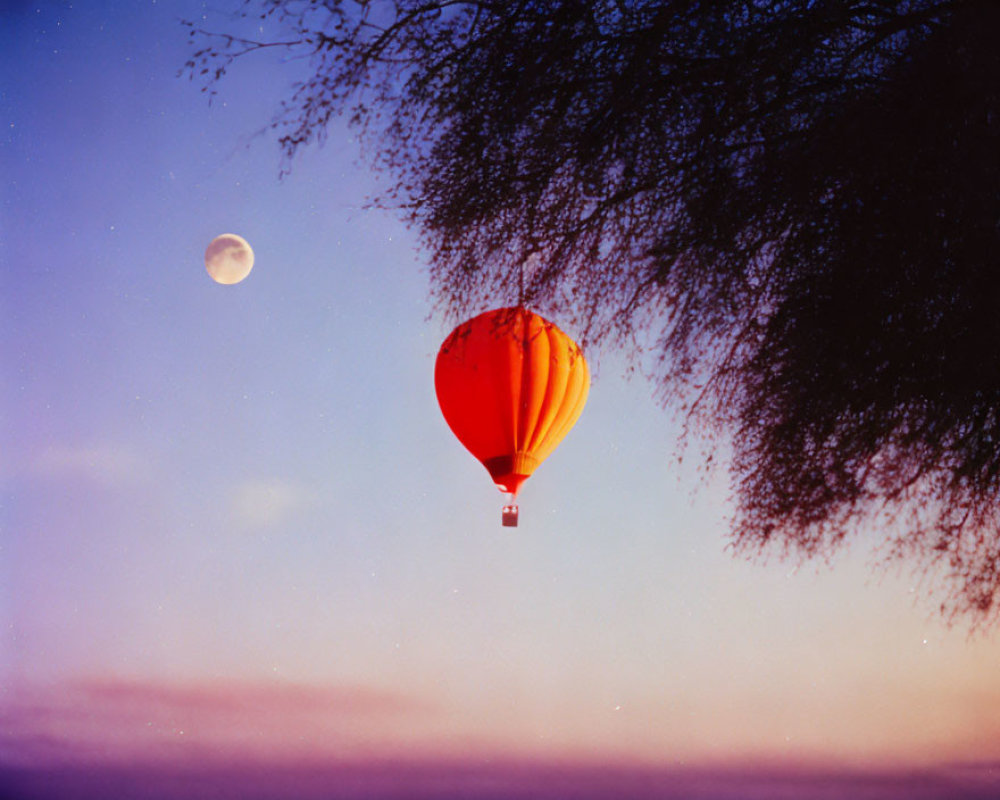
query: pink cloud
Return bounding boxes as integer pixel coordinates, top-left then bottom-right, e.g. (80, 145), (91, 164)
(0, 677), (435, 768)
(29, 444), (149, 486)
(6, 679), (1000, 800)
(77, 677), (422, 717)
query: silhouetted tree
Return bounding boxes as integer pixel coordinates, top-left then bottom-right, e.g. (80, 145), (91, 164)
(185, 0), (1000, 624)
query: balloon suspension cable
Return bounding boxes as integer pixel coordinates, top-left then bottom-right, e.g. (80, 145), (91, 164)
(518, 258), (525, 308)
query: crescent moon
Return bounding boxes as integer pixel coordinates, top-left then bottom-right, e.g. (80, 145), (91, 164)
(205, 233), (254, 285)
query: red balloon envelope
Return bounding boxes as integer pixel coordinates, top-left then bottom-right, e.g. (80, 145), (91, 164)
(435, 307), (589, 525)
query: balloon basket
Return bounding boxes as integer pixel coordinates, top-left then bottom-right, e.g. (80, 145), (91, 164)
(502, 504), (519, 527)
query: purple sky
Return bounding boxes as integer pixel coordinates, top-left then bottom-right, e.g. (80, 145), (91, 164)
(3, 761), (1000, 800)
(3, 1), (1000, 797)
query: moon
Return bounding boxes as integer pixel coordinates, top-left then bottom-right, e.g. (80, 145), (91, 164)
(205, 233), (254, 285)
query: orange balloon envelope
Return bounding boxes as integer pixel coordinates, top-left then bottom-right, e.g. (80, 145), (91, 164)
(435, 307), (589, 524)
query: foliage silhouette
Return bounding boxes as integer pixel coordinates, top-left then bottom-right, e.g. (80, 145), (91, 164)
(185, 0), (1000, 624)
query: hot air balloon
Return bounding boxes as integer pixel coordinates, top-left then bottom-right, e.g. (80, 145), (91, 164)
(435, 306), (589, 526)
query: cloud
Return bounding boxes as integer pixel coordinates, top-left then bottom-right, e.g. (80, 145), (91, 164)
(0, 677), (433, 769)
(229, 479), (314, 529)
(77, 677), (421, 718)
(30, 444), (149, 486)
(4, 681), (1000, 797)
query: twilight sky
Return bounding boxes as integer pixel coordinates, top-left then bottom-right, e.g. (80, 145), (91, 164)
(3, 1), (1000, 797)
